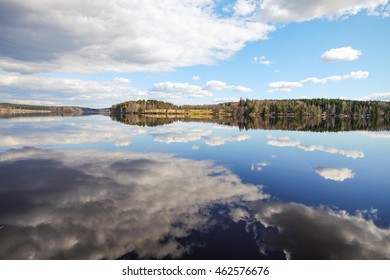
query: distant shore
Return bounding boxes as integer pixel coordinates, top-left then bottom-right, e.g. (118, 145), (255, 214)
(0, 108), (52, 115)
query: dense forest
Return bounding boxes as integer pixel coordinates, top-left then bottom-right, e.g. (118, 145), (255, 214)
(111, 98), (390, 120)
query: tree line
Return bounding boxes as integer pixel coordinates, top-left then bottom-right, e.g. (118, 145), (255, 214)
(111, 98), (390, 121)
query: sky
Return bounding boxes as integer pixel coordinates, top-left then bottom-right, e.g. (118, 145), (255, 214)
(0, 0), (389, 108)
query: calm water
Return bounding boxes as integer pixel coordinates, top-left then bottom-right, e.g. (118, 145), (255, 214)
(0, 115), (390, 259)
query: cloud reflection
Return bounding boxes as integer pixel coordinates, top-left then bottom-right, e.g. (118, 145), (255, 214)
(203, 134), (251, 146)
(361, 131), (390, 139)
(248, 202), (390, 259)
(150, 125), (251, 146)
(0, 147), (266, 259)
(266, 135), (299, 147)
(315, 167), (355, 182)
(0, 116), (146, 148)
(266, 135), (364, 159)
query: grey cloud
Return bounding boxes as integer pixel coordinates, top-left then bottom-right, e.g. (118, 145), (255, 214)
(258, 0), (388, 22)
(0, 0), (273, 74)
(0, 1), (82, 62)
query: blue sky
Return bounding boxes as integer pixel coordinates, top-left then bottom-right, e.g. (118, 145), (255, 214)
(0, 0), (389, 108)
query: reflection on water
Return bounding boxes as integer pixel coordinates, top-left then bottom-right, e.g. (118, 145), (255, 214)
(0, 115), (390, 259)
(315, 167), (355, 182)
(249, 202), (390, 259)
(0, 148), (265, 259)
(1, 148), (389, 259)
(112, 114), (390, 132)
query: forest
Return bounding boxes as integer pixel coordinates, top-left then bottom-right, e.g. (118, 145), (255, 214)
(111, 98), (390, 120)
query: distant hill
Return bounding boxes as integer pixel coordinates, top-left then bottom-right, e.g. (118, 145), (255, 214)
(0, 103), (108, 116)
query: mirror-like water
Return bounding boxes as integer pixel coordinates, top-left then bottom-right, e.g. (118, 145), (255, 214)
(1, 115), (389, 259)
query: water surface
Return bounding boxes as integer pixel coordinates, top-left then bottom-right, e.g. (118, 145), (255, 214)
(0, 115), (389, 259)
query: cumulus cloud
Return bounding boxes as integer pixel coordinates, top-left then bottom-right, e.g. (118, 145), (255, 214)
(268, 81), (303, 93)
(151, 82), (212, 98)
(234, 0), (257, 16)
(0, 147), (267, 259)
(0, 0), (274, 74)
(315, 167), (355, 182)
(192, 75), (201, 81)
(321, 46), (362, 62)
(151, 80), (252, 99)
(257, 0), (389, 22)
(251, 201), (390, 259)
(0, 0), (386, 76)
(268, 71), (369, 93)
(204, 80), (253, 93)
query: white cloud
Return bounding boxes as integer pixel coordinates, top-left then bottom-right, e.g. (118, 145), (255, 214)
(268, 71), (369, 93)
(192, 145), (200, 150)
(151, 81), (212, 98)
(204, 80), (253, 93)
(321, 46), (362, 62)
(234, 0), (257, 16)
(315, 167), (355, 182)
(151, 79), (252, 99)
(114, 77), (132, 84)
(257, 0), (389, 22)
(192, 75), (201, 81)
(0, 73), (146, 107)
(254, 56), (272, 65)
(268, 81), (303, 93)
(204, 80), (228, 90)
(358, 92), (390, 101)
(0, 0), (274, 74)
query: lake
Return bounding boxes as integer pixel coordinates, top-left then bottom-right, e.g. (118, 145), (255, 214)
(0, 115), (389, 259)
